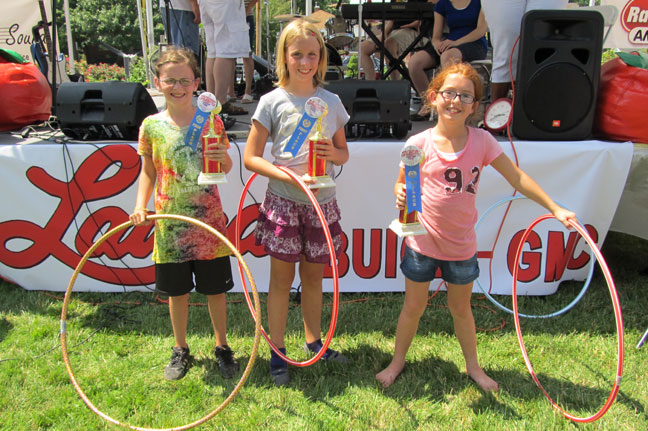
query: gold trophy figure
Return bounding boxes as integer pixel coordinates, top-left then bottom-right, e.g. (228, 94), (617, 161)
(197, 104), (227, 185)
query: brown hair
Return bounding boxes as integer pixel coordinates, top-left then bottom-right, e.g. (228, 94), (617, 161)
(275, 18), (328, 88)
(154, 45), (200, 78)
(424, 62), (483, 109)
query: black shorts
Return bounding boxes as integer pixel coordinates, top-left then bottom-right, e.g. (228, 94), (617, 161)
(155, 256), (234, 296)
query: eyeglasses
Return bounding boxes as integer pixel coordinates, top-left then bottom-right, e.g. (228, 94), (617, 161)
(161, 78), (196, 87)
(439, 90), (476, 104)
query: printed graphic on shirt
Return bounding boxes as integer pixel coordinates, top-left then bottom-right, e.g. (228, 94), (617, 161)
(443, 165), (481, 195)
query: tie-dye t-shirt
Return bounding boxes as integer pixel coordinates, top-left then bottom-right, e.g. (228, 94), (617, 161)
(138, 111), (231, 264)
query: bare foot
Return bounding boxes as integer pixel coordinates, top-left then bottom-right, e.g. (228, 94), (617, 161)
(376, 361), (405, 388)
(468, 367), (499, 392)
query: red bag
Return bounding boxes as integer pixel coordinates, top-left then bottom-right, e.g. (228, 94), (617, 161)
(595, 55), (648, 143)
(0, 57), (52, 132)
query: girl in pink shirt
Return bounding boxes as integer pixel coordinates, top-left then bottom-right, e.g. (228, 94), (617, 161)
(376, 63), (575, 391)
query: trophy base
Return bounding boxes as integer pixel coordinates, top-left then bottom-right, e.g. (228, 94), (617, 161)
(389, 219), (427, 237)
(305, 175), (336, 189)
(197, 172), (227, 185)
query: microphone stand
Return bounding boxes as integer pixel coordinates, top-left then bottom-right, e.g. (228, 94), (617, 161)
(50, 0), (57, 115)
(357, 1), (363, 80)
(163, 0), (173, 45)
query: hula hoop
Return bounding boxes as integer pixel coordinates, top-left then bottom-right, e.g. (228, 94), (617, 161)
(235, 166), (340, 367)
(475, 196), (594, 318)
(512, 215), (624, 423)
(60, 214), (262, 431)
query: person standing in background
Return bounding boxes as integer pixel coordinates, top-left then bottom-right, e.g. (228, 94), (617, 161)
(159, 0), (201, 57)
(481, 0), (567, 101)
(227, 0), (258, 104)
(240, 0), (258, 103)
(200, 0), (250, 115)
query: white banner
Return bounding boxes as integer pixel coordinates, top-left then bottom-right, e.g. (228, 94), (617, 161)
(0, 137), (633, 296)
(0, 0), (52, 62)
(601, 0), (648, 49)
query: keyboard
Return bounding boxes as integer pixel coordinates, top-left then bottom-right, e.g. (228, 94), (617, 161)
(341, 3), (436, 21)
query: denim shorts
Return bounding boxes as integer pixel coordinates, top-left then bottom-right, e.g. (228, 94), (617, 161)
(400, 245), (480, 285)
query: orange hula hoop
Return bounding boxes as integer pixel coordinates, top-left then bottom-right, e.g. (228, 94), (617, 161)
(60, 214), (262, 431)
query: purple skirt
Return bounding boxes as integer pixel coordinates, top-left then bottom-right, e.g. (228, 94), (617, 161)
(254, 191), (344, 263)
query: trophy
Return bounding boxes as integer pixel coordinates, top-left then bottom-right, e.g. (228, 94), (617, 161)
(281, 96), (334, 188)
(389, 143), (427, 237)
(305, 109), (335, 189)
(197, 102), (227, 185)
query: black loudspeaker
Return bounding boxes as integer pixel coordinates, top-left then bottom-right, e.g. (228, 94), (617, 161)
(324, 79), (411, 139)
(56, 82), (158, 141)
(512, 10), (603, 140)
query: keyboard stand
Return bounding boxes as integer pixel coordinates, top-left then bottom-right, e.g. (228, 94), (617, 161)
(361, 19), (428, 86)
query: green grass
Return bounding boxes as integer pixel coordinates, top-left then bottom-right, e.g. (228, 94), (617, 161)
(1, 231), (647, 430)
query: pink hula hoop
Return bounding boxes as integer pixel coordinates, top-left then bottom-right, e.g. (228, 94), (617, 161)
(512, 215), (624, 422)
(235, 166), (340, 367)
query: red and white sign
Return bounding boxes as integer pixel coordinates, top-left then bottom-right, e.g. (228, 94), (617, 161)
(603, 0), (648, 48)
(0, 137), (634, 296)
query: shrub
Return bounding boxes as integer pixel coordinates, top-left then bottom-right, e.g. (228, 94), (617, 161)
(65, 56), (150, 85)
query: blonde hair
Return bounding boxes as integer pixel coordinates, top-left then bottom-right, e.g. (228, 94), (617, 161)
(424, 62), (483, 110)
(154, 46), (200, 78)
(275, 18), (328, 88)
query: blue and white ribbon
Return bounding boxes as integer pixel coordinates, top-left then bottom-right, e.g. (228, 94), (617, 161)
(185, 92), (220, 151)
(283, 96), (327, 157)
(401, 143), (423, 213)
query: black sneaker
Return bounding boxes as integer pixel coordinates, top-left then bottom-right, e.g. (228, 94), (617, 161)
(304, 342), (349, 363)
(164, 346), (192, 381)
(214, 345), (240, 378)
(270, 366), (290, 386)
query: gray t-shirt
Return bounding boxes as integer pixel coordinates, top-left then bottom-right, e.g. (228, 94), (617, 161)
(251, 86), (350, 204)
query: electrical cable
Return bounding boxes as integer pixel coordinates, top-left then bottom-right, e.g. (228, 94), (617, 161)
(512, 215), (624, 423)
(60, 142), (155, 293)
(234, 166), (340, 367)
(475, 196), (595, 318)
(229, 137), (258, 205)
(60, 214), (262, 431)
(485, 35), (521, 299)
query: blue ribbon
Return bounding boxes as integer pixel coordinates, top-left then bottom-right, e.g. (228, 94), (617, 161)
(283, 112), (317, 157)
(404, 164), (422, 213)
(184, 109), (210, 151)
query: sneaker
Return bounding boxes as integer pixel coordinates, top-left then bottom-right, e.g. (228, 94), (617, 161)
(270, 347), (289, 386)
(270, 366), (290, 386)
(304, 342), (349, 364)
(214, 345), (240, 378)
(164, 346), (192, 381)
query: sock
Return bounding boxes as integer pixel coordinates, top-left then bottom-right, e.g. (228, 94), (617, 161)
(270, 347), (287, 371)
(306, 339), (324, 353)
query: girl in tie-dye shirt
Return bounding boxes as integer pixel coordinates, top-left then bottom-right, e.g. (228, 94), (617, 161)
(130, 47), (239, 381)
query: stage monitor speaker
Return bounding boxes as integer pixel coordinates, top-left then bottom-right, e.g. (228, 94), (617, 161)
(56, 81), (158, 141)
(324, 79), (411, 139)
(512, 9), (603, 140)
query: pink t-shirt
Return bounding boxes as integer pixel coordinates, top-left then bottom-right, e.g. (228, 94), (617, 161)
(405, 127), (503, 260)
